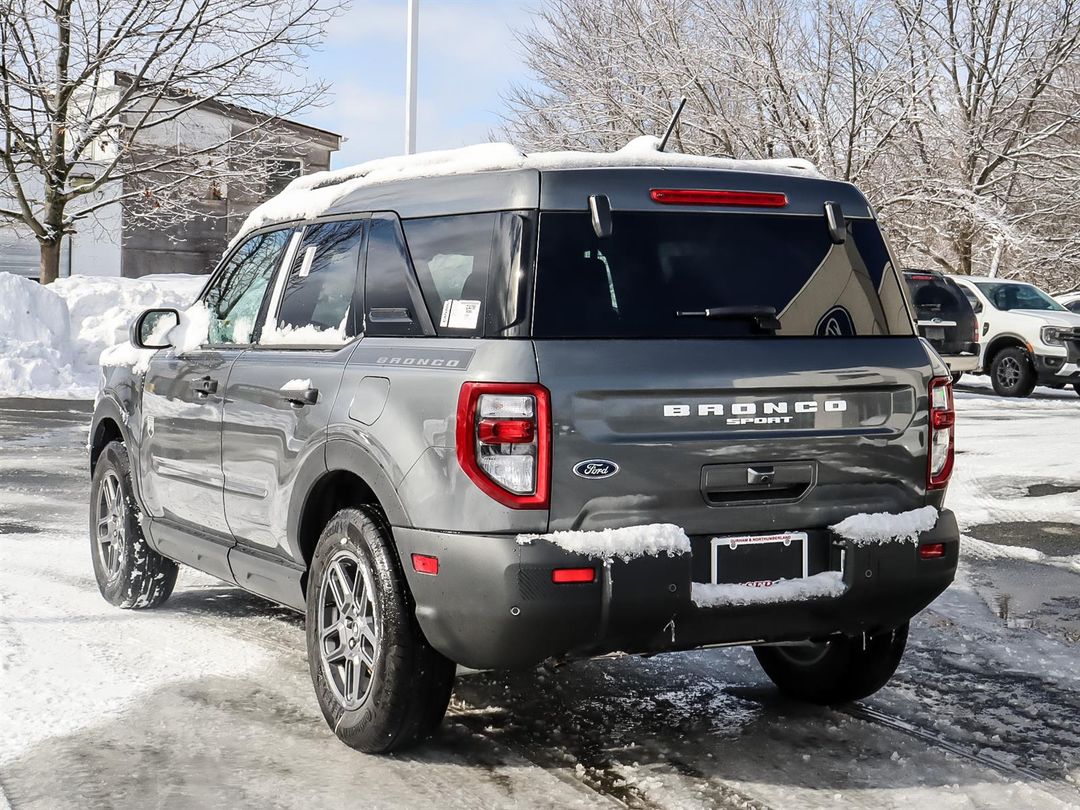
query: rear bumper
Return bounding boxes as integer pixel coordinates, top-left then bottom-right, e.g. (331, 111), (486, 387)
(941, 352), (979, 373)
(394, 510), (959, 670)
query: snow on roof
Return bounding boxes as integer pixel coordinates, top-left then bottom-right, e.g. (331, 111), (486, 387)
(231, 136), (821, 247)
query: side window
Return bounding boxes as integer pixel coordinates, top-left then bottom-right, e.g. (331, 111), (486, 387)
(365, 214), (425, 337)
(403, 213), (496, 336)
(263, 219), (364, 345)
(204, 229), (292, 345)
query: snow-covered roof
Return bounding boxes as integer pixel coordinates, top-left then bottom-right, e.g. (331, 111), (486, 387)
(232, 136), (821, 246)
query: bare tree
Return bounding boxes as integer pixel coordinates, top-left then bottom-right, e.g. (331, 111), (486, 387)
(503, 0), (1080, 290)
(880, 0), (1080, 290)
(0, 0), (343, 284)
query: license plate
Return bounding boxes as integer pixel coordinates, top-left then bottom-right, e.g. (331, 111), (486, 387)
(924, 326), (945, 340)
(711, 532), (808, 586)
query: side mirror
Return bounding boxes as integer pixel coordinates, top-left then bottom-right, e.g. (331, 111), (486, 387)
(971, 300), (983, 314)
(589, 194), (613, 238)
(131, 308), (180, 349)
(824, 201), (846, 244)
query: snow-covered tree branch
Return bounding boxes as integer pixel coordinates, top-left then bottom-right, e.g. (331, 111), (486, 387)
(0, 0), (344, 283)
(503, 0), (1080, 291)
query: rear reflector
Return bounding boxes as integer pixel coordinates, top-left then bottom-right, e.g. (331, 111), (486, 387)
(551, 567), (596, 584)
(650, 188), (788, 208)
(411, 554), (439, 575)
(919, 543), (946, 560)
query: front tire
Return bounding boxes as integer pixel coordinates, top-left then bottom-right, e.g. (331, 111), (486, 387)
(990, 347), (1036, 397)
(90, 440), (179, 609)
(306, 507), (455, 753)
(753, 623), (908, 704)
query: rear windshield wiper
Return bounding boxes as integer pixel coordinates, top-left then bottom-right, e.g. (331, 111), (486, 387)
(676, 305), (781, 334)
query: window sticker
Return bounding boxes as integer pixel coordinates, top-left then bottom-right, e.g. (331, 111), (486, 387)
(439, 299), (481, 330)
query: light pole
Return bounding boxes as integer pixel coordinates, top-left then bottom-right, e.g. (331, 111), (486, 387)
(405, 0), (419, 155)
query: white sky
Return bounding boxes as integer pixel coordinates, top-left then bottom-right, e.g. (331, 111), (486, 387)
(299, 0), (536, 168)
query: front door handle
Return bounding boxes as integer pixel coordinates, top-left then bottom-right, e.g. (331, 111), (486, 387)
(191, 376), (218, 398)
(283, 387), (319, 407)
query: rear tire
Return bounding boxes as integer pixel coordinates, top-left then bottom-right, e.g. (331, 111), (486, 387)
(306, 507), (455, 753)
(990, 347), (1036, 397)
(753, 623), (908, 704)
(89, 441), (179, 609)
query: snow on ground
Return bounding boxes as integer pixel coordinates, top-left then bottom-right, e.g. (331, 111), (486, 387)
(0, 272), (204, 398)
(0, 377), (1077, 808)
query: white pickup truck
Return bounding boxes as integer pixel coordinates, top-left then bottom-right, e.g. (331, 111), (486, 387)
(949, 275), (1080, 397)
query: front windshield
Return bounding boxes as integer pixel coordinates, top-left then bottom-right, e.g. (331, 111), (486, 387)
(973, 281), (1067, 312)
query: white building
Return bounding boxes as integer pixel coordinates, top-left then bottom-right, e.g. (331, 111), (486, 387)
(0, 72), (341, 279)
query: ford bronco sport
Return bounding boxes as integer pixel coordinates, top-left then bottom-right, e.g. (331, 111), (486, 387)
(89, 145), (960, 753)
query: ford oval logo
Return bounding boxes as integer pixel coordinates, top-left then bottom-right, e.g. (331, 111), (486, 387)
(573, 459), (619, 479)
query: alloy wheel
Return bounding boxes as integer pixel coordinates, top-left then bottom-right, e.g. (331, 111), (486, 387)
(95, 470), (126, 579)
(317, 547), (380, 710)
(996, 356), (1022, 389)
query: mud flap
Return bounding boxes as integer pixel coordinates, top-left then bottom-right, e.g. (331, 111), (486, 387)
(599, 551), (693, 653)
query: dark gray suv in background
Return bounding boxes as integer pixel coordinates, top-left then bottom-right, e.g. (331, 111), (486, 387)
(89, 151), (960, 753)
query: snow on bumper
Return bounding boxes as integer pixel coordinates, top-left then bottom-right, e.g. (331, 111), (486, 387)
(516, 522), (691, 562)
(691, 571), (846, 608)
(830, 506), (939, 546)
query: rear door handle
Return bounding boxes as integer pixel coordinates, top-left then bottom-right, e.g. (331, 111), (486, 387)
(191, 376), (218, 398)
(283, 387), (319, 407)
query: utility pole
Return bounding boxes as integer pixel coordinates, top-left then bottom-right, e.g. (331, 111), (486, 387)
(405, 0), (419, 154)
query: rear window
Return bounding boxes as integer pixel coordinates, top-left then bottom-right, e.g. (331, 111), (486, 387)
(904, 274), (970, 320)
(532, 212), (913, 338)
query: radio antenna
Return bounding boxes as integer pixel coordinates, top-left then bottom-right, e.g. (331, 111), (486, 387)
(657, 96), (687, 152)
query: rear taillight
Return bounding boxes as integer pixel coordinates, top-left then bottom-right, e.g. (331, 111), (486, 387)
(928, 377), (955, 489)
(456, 382), (550, 509)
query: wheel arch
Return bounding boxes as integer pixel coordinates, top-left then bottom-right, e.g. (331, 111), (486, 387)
(292, 440), (411, 594)
(983, 334), (1029, 366)
(89, 395), (132, 473)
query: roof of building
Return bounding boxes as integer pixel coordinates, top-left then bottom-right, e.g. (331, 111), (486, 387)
(111, 71), (342, 147)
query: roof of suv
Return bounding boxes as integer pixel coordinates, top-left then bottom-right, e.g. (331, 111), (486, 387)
(949, 275), (1027, 284)
(231, 137), (872, 247)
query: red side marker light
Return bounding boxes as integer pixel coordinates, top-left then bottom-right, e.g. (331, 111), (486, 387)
(412, 554), (439, 575)
(919, 543), (946, 560)
(551, 567), (596, 584)
(650, 188), (788, 208)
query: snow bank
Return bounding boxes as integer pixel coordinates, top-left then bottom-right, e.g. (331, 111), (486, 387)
(517, 523), (691, 562)
(830, 506), (939, 545)
(0, 272), (204, 398)
(0, 273), (83, 398)
(691, 571), (846, 607)
(233, 137), (821, 245)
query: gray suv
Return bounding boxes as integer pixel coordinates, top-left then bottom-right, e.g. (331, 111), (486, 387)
(89, 158), (960, 753)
